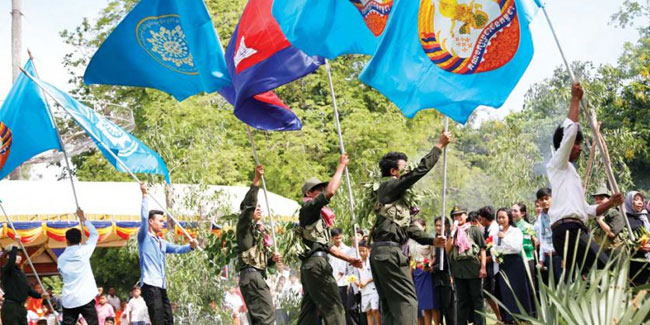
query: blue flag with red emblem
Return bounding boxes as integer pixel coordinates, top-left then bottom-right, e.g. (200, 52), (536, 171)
(359, 0), (542, 124)
(224, 0), (324, 131)
(0, 60), (62, 180)
(272, 0), (395, 59)
(84, 0), (230, 101)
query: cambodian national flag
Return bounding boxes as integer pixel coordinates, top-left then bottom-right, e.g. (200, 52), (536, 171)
(224, 0), (324, 131)
(359, 0), (542, 124)
(272, 0), (395, 59)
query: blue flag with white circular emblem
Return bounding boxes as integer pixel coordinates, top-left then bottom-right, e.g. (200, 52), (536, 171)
(84, 0), (230, 101)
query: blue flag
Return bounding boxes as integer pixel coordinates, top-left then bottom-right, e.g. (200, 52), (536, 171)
(84, 0), (230, 101)
(272, 0), (395, 59)
(26, 74), (171, 183)
(359, 0), (541, 124)
(0, 60), (62, 179)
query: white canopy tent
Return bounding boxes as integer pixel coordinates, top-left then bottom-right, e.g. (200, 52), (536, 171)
(0, 180), (300, 222)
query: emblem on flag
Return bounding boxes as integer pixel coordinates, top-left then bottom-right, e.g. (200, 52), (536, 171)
(0, 122), (13, 170)
(349, 0), (394, 36)
(136, 15), (197, 75)
(418, 0), (520, 74)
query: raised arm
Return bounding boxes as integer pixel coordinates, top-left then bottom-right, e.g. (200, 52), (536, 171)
(2, 245), (18, 273)
(549, 84), (583, 168)
(379, 131), (450, 203)
(77, 209), (99, 257)
(239, 166), (262, 226)
(137, 184), (149, 242)
(325, 154), (349, 199)
(568, 83), (581, 123)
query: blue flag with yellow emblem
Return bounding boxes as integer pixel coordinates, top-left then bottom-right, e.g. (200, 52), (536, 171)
(359, 0), (541, 124)
(84, 0), (230, 101)
(272, 0), (395, 59)
(0, 60), (62, 179)
(24, 73), (171, 183)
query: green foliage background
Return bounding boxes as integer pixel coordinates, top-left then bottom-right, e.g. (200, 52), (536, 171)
(39, 0), (650, 321)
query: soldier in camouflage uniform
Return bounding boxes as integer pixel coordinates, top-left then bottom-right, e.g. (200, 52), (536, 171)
(369, 130), (451, 325)
(298, 153), (363, 325)
(237, 165), (282, 325)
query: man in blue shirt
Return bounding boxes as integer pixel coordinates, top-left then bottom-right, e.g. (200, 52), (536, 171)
(58, 209), (100, 325)
(138, 183), (198, 325)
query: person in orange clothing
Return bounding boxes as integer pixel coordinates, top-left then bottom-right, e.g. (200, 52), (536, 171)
(25, 283), (45, 320)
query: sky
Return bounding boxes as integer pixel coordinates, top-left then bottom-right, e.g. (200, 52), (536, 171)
(0, 0), (644, 180)
(0, 0), (641, 114)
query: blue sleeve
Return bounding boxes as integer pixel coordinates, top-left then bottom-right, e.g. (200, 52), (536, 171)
(138, 197), (149, 243)
(165, 241), (192, 254)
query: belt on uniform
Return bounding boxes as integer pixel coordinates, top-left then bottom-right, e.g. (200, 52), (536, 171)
(3, 298), (23, 304)
(551, 218), (585, 231)
(308, 251), (328, 258)
(543, 252), (557, 257)
(371, 241), (401, 248)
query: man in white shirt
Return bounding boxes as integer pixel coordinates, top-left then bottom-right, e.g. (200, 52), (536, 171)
(58, 209), (100, 325)
(128, 286), (150, 325)
(106, 288), (120, 312)
(547, 83), (623, 275)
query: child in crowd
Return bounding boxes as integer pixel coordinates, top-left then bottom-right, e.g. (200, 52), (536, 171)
(357, 240), (380, 325)
(127, 286), (149, 325)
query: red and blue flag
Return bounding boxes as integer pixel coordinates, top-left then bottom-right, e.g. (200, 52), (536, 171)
(223, 0), (324, 131)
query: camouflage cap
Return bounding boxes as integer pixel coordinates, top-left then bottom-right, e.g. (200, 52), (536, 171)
(590, 186), (611, 198)
(301, 177), (329, 196)
(449, 205), (467, 217)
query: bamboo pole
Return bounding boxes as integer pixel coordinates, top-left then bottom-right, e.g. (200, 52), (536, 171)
(541, 6), (634, 240)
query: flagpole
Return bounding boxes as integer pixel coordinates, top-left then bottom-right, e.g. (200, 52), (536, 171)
(27, 50), (85, 241)
(540, 6), (634, 241)
(19, 67), (201, 250)
(324, 59), (359, 258)
(439, 117), (449, 271)
(0, 201), (60, 324)
(244, 125), (279, 253)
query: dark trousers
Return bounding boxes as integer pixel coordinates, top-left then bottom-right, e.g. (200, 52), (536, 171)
(239, 270), (276, 325)
(298, 255), (345, 325)
(370, 245), (418, 325)
(455, 278), (484, 325)
(434, 284), (457, 325)
(62, 300), (99, 325)
(540, 254), (563, 286)
(338, 286), (360, 325)
(552, 223), (609, 277)
(1, 301), (27, 325)
(142, 283), (174, 325)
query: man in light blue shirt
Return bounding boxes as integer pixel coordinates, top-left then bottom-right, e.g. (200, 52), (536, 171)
(138, 184), (198, 325)
(58, 209), (100, 325)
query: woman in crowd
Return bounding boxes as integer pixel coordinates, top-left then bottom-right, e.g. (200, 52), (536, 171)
(625, 191), (650, 285)
(493, 208), (533, 324)
(511, 203), (536, 274)
(409, 218), (436, 325)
